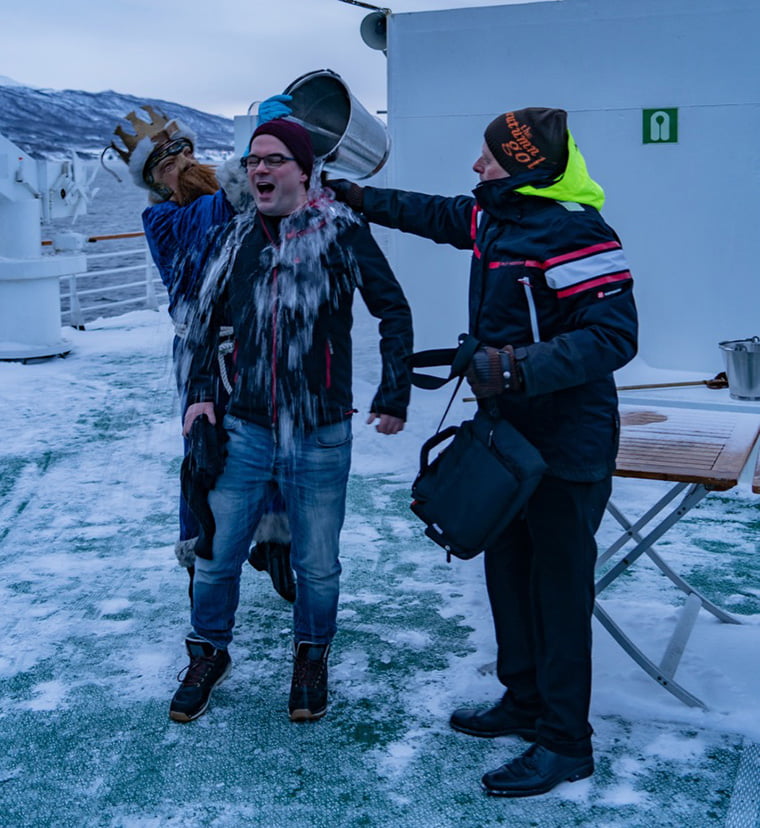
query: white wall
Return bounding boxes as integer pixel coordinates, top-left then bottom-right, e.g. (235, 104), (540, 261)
(381, 0), (760, 374)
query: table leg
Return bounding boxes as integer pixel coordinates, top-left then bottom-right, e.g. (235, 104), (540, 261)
(601, 483), (741, 624)
(595, 480), (744, 709)
(593, 602), (707, 709)
(599, 483), (689, 568)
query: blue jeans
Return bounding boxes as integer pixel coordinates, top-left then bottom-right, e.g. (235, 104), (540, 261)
(191, 415), (352, 649)
(175, 335), (288, 545)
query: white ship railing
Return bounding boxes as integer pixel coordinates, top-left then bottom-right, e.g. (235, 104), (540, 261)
(43, 232), (164, 329)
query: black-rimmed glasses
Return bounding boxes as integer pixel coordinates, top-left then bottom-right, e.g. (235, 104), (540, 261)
(240, 153), (296, 170)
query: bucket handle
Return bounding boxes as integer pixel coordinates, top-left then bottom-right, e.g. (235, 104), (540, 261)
(719, 335), (760, 351)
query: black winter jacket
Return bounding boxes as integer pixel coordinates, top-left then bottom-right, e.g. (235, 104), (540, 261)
(361, 176), (638, 481)
(187, 199), (413, 433)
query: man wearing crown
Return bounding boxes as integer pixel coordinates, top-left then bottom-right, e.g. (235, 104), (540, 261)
(109, 99), (295, 605)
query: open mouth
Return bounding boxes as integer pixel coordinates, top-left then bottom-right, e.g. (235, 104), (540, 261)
(256, 182), (275, 194)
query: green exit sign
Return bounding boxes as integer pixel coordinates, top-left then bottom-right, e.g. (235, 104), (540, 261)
(643, 108), (678, 143)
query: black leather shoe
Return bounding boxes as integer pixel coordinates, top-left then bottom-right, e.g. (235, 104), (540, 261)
(450, 701), (537, 740)
(481, 744), (594, 797)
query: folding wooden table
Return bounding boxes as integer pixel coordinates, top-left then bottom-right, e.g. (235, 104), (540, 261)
(596, 404), (760, 708)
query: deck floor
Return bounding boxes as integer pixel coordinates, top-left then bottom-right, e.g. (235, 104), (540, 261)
(1, 310), (759, 827)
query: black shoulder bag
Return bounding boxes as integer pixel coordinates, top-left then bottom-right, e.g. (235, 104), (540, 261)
(409, 337), (547, 561)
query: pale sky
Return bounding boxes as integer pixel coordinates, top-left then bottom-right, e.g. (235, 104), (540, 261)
(2, 0), (529, 119)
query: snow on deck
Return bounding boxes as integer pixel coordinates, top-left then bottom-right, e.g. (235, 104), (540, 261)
(1, 308), (759, 827)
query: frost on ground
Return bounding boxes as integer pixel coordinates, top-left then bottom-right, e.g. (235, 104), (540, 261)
(0, 309), (758, 827)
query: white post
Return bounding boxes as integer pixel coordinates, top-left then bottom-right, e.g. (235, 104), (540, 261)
(0, 138), (87, 360)
(67, 273), (85, 330)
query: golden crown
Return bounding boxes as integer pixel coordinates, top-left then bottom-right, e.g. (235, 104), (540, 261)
(110, 105), (181, 166)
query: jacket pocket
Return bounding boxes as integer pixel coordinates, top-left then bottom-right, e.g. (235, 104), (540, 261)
(223, 413), (243, 433)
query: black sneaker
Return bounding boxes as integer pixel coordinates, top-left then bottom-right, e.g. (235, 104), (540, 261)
(248, 541), (296, 603)
(288, 642), (329, 722)
(169, 636), (231, 723)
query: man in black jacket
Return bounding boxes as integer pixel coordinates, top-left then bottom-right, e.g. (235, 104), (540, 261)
(110, 98), (295, 604)
(169, 118), (413, 725)
(328, 108), (638, 797)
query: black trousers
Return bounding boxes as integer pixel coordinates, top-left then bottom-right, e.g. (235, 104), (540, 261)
(484, 474), (611, 758)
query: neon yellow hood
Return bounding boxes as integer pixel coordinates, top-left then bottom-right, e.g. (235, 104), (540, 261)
(516, 131), (605, 210)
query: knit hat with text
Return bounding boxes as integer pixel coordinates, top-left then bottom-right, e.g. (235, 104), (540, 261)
(484, 108), (568, 180)
(249, 118), (314, 179)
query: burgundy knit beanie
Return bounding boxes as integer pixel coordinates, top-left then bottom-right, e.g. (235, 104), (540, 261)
(484, 108), (568, 179)
(250, 118), (314, 179)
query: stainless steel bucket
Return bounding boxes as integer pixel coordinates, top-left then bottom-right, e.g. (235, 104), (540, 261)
(719, 337), (760, 400)
(283, 69), (390, 180)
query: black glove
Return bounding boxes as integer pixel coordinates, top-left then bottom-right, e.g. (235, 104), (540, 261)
(186, 413), (227, 486)
(324, 178), (364, 212)
(465, 344), (523, 399)
(248, 541), (296, 603)
(180, 413), (229, 560)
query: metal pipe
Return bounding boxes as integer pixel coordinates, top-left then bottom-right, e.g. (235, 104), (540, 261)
(616, 380), (706, 391)
(337, 0), (390, 13)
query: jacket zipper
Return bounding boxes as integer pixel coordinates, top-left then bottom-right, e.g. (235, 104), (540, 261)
(471, 206), (491, 332)
(518, 277), (541, 343)
(258, 213), (280, 429)
(271, 267), (279, 425)
(325, 338), (333, 389)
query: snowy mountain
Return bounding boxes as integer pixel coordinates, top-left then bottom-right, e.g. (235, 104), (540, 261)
(0, 78), (233, 158)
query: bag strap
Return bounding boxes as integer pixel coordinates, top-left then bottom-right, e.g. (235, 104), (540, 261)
(409, 334), (481, 434)
(409, 334), (480, 389)
(418, 425), (459, 473)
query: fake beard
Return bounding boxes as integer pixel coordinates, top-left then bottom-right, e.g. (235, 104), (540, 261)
(174, 163), (219, 206)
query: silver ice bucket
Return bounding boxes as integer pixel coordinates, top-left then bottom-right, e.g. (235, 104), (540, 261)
(719, 336), (760, 400)
(283, 69), (390, 180)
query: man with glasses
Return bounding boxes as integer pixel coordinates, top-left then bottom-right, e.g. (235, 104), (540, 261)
(171, 118), (413, 724)
(109, 98), (295, 606)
